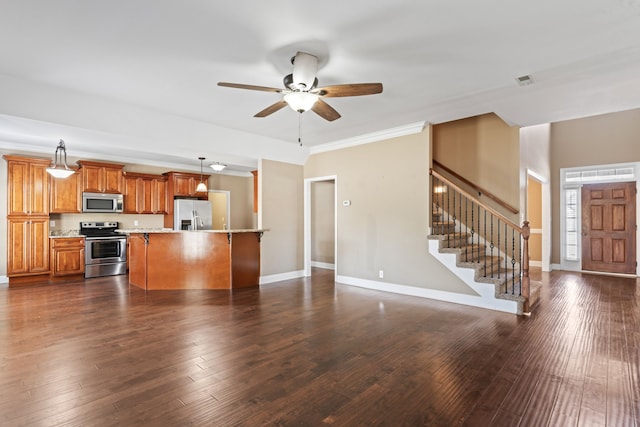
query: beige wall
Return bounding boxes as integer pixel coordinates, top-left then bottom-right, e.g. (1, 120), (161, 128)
(433, 113), (521, 218)
(527, 179), (542, 229)
(260, 159), (304, 276)
(550, 108), (640, 263)
(208, 174), (253, 230)
(311, 180), (335, 264)
(304, 129), (475, 294)
(527, 178), (542, 262)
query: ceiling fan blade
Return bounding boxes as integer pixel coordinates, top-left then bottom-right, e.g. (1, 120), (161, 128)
(254, 100), (288, 118)
(218, 82), (283, 93)
(315, 83), (383, 97)
(311, 99), (341, 121)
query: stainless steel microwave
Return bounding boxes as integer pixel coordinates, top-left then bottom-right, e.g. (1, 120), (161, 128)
(82, 192), (124, 213)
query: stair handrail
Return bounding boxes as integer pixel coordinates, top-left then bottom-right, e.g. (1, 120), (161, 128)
(430, 168), (521, 232)
(430, 168), (531, 311)
(433, 160), (519, 214)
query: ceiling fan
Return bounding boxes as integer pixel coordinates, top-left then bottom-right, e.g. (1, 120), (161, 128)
(218, 51), (383, 122)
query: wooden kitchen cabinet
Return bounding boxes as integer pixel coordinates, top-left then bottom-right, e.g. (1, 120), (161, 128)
(123, 175), (139, 213)
(123, 172), (167, 214)
(4, 155), (51, 284)
(50, 168), (82, 213)
(163, 171), (209, 228)
(50, 237), (85, 277)
(151, 178), (167, 214)
(4, 155), (50, 216)
(77, 160), (124, 194)
(7, 217), (50, 276)
(165, 171), (209, 198)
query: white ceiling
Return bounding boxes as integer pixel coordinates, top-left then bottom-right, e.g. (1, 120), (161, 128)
(1, 0), (640, 173)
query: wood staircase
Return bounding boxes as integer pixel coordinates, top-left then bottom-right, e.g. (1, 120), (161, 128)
(429, 170), (541, 315)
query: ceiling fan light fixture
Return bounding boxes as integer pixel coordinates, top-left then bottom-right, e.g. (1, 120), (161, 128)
(284, 91), (319, 113)
(46, 139), (75, 179)
(291, 52), (318, 90)
(210, 162), (226, 172)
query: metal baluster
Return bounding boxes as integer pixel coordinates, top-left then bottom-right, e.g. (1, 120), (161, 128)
(452, 188), (456, 240)
(518, 231), (522, 296)
(477, 204), (481, 264)
(464, 196), (468, 262)
(484, 210), (487, 276)
(497, 219), (500, 279)
(470, 201), (475, 264)
(504, 223), (508, 292)
(490, 214), (494, 278)
(511, 228), (516, 295)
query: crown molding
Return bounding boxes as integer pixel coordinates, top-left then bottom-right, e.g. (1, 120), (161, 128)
(309, 121), (426, 155)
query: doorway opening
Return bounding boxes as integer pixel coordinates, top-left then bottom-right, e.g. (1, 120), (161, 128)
(304, 176), (337, 277)
(208, 190), (231, 230)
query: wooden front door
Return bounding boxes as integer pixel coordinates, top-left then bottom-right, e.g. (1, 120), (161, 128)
(582, 182), (636, 274)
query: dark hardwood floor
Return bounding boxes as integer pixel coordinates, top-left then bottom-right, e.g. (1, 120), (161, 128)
(0, 268), (638, 426)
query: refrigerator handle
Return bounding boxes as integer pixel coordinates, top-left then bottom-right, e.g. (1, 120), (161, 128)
(192, 210), (203, 229)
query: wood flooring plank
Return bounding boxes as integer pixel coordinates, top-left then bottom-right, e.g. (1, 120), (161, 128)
(1, 269), (639, 425)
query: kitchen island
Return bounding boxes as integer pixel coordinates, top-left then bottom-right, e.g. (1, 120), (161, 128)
(126, 230), (264, 290)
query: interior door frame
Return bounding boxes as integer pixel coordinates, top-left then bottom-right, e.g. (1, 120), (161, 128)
(560, 162), (640, 276)
(303, 175), (337, 278)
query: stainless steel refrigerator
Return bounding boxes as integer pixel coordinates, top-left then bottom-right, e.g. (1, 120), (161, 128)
(173, 199), (213, 230)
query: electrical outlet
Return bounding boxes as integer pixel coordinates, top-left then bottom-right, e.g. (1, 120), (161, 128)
(134, 220), (139, 226)
(379, 270), (384, 279)
(49, 220), (56, 227)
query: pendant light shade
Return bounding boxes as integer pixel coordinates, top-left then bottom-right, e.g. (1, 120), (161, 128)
(284, 91), (319, 113)
(46, 140), (75, 179)
(196, 157), (208, 192)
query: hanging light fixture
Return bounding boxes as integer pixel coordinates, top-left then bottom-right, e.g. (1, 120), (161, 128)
(210, 162), (226, 172)
(46, 140), (75, 179)
(195, 157), (208, 192)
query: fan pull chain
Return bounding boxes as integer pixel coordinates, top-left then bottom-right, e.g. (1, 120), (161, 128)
(298, 112), (302, 147)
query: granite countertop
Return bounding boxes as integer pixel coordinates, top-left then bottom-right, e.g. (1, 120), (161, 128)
(118, 228), (266, 234)
(49, 230), (84, 238)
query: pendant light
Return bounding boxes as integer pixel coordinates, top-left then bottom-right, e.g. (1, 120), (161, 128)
(195, 157), (208, 192)
(46, 140), (75, 179)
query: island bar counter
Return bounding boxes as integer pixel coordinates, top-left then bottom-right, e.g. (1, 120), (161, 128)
(127, 230), (263, 290)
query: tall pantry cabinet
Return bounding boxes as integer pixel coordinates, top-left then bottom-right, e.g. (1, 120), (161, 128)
(4, 155), (51, 284)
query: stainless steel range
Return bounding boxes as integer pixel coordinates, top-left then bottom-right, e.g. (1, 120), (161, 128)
(80, 221), (127, 278)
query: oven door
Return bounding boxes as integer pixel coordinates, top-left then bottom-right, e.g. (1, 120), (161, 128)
(85, 236), (127, 265)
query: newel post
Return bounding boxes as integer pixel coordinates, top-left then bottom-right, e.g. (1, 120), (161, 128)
(521, 221), (531, 309)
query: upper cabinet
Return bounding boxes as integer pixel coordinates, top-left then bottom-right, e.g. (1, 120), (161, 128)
(4, 155), (50, 216)
(166, 172), (209, 198)
(162, 171), (209, 228)
(50, 168), (82, 213)
(123, 172), (167, 214)
(77, 160), (124, 194)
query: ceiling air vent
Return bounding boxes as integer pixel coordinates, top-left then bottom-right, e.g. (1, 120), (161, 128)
(515, 74), (534, 86)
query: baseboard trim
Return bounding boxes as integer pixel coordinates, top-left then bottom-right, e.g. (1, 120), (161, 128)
(260, 270), (305, 285)
(550, 263), (562, 271)
(529, 260), (542, 267)
(336, 274), (519, 314)
(0, 275), (8, 285)
(311, 262), (335, 270)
